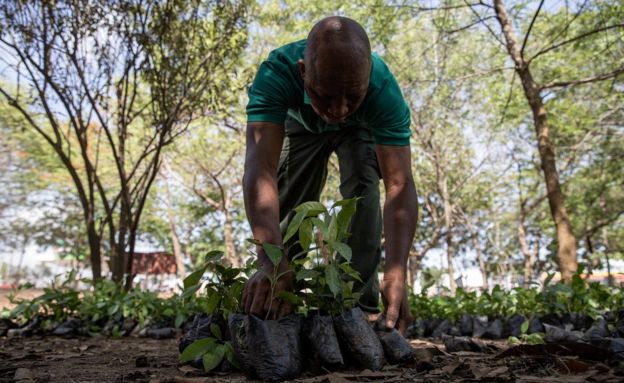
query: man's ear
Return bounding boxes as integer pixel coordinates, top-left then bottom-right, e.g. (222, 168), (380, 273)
(297, 59), (305, 79)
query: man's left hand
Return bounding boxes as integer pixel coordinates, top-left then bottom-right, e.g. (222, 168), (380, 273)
(381, 275), (413, 335)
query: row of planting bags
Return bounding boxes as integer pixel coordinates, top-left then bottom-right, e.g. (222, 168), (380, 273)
(182, 307), (413, 382)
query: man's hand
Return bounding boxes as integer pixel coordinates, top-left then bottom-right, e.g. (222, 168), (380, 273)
(381, 275), (413, 335)
(242, 260), (294, 320)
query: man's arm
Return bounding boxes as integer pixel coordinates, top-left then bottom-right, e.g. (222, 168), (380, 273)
(375, 144), (418, 333)
(243, 121), (284, 251)
(242, 121), (292, 318)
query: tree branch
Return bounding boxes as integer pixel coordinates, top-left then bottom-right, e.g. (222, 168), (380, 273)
(540, 67), (624, 90)
(520, 0), (544, 59)
(444, 16), (498, 35)
(529, 23), (624, 64)
(466, 0), (506, 47)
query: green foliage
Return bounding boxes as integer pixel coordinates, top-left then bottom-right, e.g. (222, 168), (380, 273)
(6, 272), (195, 334)
(285, 198), (363, 316)
(181, 250), (249, 319)
(177, 250), (250, 372)
(178, 335), (238, 372)
(508, 319), (545, 346)
(410, 270), (624, 323)
(0, 0), (253, 284)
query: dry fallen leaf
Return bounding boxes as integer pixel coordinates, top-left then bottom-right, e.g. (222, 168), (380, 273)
(177, 365), (201, 374)
(515, 372), (596, 383)
(13, 367), (35, 382)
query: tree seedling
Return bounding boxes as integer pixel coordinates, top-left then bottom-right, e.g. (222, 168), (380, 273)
(280, 198), (363, 316)
(179, 250), (247, 372)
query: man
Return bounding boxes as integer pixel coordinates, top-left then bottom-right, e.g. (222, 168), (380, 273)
(242, 16), (417, 333)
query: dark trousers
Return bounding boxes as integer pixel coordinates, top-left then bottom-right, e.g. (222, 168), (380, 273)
(277, 116), (382, 312)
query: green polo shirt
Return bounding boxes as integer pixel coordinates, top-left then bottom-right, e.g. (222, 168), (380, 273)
(247, 40), (411, 146)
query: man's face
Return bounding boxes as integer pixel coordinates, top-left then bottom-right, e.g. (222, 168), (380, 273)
(299, 57), (369, 124)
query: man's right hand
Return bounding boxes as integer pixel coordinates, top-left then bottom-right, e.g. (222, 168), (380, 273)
(242, 260), (294, 320)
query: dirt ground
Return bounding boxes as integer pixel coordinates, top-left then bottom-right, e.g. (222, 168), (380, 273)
(1, 335), (622, 383)
(2, 291), (622, 383)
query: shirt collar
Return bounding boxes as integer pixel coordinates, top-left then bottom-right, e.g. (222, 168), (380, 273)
(303, 89), (311, 105)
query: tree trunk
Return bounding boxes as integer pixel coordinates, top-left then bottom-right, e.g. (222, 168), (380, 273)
(494, 0), (578, 282)
(446, 229), (456, 294)
(165, 196), (185, 279)
(114, 215), (127, 283)
(407, 249), (421, 289)
(465, 218), (487, 291)
(162, 161), (186, 278)
(472, 235), (488, 291)
(585, 234), (594, 275)
(518, 219), (532, 288)
(14, 236), (28, 286)
(603, 228), (613, 286)
(442, 198), (455, 294)
(86, 221), (102, 281)
(223, 194), (239, 268)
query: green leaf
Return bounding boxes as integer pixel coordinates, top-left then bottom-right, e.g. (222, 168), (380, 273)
(298, 219), (313, 252)
(335, 198), (357, 238)
(325, 264), (341, 298)
(175, 313), (185, 329)
(524, 333), (545, 345)
(210, 323), (222, 340)
(204, 250), (224, 263)
(296, 269), (320, 281)
(332, 242), (352, 262)
(111, 325), (124, 338)
(311, 217), (329, 239)
(339, 262), (362, 282)
(224, 342), (241, 370)
(294, 201), (327, 216)
(179, 338), (217, 362)
(284, 209), (307, 243)
(262, 243), (283, 267)
(521, 319), (529, 334)
(205, 293), (221, 314)
(107, 303), (119, 316)
(202, 344), (226, 372)
(507, 336), (520, 345)
(163, 308), (174, 317)
(327, 214), (339, 243)
(180, 284), (200, 301)
(183, 265), (208, 289)
(276, 291), (302, 305)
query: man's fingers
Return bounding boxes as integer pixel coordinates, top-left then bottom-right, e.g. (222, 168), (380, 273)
(385, 299), (400, 329)
(380, 280), (388, 306)
(249, 288), (267, 317)
(242, 269), (294, 319)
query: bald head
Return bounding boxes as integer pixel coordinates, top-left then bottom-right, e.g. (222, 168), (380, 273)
(304, 16), (371, 80)
(299, 16), (372, 124)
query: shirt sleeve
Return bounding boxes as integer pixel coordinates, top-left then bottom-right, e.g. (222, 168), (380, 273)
(366, 60), (412, 146)
(246, 60), (296, 125)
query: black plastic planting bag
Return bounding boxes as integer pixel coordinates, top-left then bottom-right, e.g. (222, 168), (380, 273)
(228, 314), (252, 372)
(373, 318), (413, 365)
(333, 307), (385, 371)
(302, 314), (344, 369)
(179, 314), (229, 370)
(228, 313), (303, 382)
(179, 313), (225, 353)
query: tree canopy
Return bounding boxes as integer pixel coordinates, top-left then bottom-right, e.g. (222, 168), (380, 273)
(1, 0), (622, 289)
